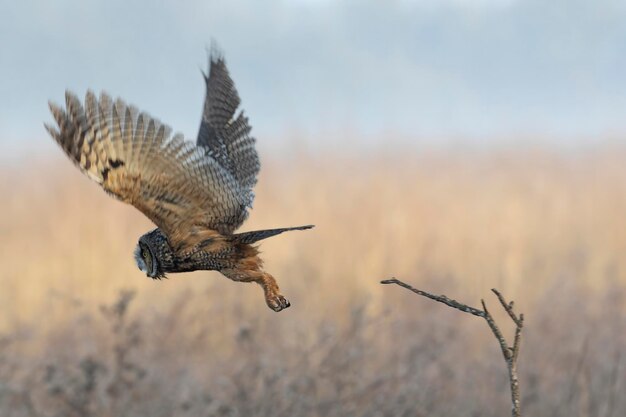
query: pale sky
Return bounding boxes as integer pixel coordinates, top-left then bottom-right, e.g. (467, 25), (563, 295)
(2, 0), (626, 155)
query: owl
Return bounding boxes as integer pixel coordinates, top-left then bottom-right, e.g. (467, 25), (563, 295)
(45, 50), (313, 312)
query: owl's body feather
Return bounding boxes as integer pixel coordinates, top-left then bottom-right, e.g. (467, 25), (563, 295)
(46, 50), (312, 312)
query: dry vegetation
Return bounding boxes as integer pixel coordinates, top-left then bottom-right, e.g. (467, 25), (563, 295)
(1, 144), (625, 416)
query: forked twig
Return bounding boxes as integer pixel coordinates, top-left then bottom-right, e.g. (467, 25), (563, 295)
(381, 278), (524, 417)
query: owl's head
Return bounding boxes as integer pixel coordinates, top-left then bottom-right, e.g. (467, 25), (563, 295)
(134, 229), (171, 279)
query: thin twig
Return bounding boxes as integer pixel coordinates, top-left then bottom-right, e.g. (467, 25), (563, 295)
(381, 277), (524, 417)
(380, 278), (485, 317)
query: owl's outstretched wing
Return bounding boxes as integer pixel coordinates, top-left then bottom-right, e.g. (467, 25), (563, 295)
(45, 91), (253, 247)
(197, 51), (260, 197)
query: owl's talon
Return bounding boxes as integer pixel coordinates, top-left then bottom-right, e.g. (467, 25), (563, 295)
(267, 294), (291, 312)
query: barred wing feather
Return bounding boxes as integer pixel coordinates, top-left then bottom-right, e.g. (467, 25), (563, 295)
(45, 91), (252, 246)
(197, 52), (260, 194)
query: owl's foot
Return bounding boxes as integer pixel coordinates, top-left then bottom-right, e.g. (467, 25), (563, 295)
(266, 292), (291, 312)
(255, 272), (291, 312)
(222, 268), (291, 312)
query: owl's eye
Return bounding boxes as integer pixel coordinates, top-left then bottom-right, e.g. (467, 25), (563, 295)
(142, 250), (148, 259)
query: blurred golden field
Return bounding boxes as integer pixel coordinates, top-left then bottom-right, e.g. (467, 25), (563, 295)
(1, 143), (625, 416)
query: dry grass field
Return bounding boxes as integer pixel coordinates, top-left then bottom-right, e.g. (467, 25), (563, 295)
(1, 144), (625, 416)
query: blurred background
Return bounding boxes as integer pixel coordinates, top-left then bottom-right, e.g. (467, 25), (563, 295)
(1, 1), (625, 416)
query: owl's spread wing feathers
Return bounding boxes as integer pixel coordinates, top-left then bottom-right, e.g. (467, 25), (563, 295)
(46, 91), (253, 246)
(197, 52), (260, 193)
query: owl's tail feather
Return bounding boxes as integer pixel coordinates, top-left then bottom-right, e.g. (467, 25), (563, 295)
(231, 225), (314, 244)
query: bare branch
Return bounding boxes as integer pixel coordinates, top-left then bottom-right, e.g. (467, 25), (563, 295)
(481, 299), (512, 361)
(492, 288), (523, 327)
(380, 278), (485, 317)
(381, 277), (524, 417)
(512, 314), (524, 362)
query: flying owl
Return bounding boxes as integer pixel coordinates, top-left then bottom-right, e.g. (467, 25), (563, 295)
(45, 50), (313, 312)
